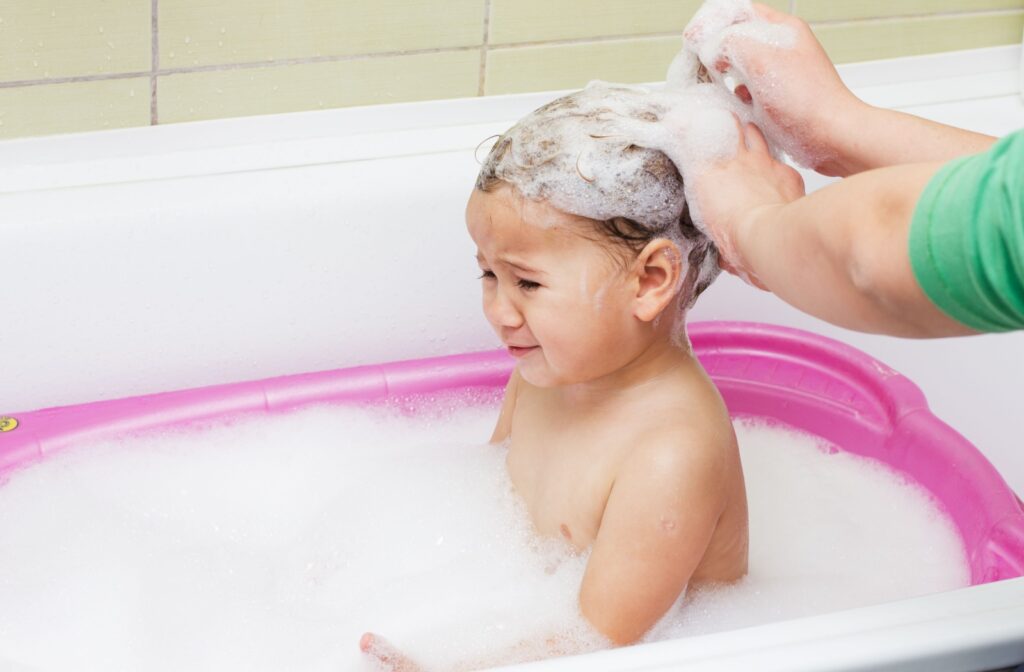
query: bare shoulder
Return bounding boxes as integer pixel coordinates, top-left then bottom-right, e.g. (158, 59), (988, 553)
(616, 372), (738, 495)
(628, 424), (731, 491)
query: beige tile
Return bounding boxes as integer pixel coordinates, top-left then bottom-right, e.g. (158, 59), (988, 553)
(0, 78), (150, 139)
(485, 37), (688, 95)
(0, 0), (151, 83)
(797, 0), (1024, 22)
(159, 0), (485, 69)
(158, 50), (480, 124)
(815, 11), (1024, 63)
(489, 0), (788, 45)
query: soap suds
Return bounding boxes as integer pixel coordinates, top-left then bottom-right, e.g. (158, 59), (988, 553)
(0, 404), (968, 672)
(475, 0), (802, 309)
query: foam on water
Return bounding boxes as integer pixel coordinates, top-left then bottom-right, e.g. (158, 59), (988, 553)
(0, 402), (968, 671)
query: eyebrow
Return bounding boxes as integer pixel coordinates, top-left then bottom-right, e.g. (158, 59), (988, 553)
(476, 253), (544, 275)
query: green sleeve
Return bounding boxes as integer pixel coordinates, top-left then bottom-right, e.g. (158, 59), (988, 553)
(909, 129), (1024, 333)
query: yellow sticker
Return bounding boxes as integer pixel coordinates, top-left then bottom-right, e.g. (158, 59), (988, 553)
(0, 417), (18, 432)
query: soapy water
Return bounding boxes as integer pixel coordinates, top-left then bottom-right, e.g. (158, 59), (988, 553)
(0, 396), (967, 671)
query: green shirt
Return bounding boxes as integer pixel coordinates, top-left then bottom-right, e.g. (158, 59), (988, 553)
(909, 129), (1024, 332)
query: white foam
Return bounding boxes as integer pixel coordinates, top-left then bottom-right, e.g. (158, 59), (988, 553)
(476, 81), (746, 310)
(475, 1), (793, 268)
(679, 0), (826, 168)
(0, 405), (968, 671)
(472, 0), (804, 308)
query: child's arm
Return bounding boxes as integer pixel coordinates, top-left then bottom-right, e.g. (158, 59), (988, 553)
(360, 633), (421, 672)
(489, 369), (521, 444)
(579, 435), (726, 644)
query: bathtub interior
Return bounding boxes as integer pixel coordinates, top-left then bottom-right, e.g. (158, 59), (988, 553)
(1, 45), (1024, 671)
(2, 319), (1022, 590)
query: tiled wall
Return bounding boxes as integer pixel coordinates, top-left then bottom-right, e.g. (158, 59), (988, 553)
(1, 0), (1022, 139)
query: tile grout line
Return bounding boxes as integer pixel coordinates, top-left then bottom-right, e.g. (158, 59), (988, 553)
(150, 0), (159, 125)
(458, 8), (1024, 49)
(478, 0), (492, 97)
(156, 44), (482, 75)
(805, 7), (1024, 26)
(0, 6), (1020, 91)
(0, 71), (151, 90)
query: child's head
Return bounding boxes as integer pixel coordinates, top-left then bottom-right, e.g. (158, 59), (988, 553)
(467, 83), (720, 387)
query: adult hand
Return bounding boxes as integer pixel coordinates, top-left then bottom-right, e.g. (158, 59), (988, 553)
(691, 119), (805, 286)
(686, 3), (866, 176)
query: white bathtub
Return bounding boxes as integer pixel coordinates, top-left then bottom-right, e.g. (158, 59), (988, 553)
(1, 45), (1023, 671)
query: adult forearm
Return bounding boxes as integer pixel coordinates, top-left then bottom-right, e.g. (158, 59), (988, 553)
(826, 103), (996, 177)
(735, 163), (975, 337)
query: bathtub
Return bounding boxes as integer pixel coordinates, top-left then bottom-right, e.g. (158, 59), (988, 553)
(1, 44), (1023, 671)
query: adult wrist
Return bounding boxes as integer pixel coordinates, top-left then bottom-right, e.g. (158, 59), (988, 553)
(730, 203), (786, 287)
(816, 99), (882, 177)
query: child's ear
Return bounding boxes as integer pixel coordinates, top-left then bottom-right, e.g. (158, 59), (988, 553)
(633, 239), (683, 322)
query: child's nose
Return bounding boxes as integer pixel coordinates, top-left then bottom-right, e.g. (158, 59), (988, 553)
(485, 288), (524, 329)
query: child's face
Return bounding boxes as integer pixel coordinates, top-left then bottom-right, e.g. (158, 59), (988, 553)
(466, 186), (653, 388)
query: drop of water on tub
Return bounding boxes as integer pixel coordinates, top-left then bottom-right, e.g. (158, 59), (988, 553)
(184, 35), (191, 44)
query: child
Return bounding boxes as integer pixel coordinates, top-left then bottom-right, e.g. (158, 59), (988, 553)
(361, 81), (749, 670)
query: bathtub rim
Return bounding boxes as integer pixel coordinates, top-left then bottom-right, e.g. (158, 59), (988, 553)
(2, 320), (1021, 586)
(491, 575), (1024, 672)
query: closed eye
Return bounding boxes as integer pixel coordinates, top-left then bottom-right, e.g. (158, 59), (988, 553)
(478, 270), (496, 280)
(517, 279), (540, 291)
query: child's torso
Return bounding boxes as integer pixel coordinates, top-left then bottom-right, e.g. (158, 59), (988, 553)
(505, 363), (748, 582)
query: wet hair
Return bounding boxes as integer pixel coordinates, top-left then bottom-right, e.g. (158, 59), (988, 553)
(475, 83), (720, 309)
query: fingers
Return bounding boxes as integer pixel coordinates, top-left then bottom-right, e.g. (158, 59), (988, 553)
(751, 3), (790, 23)
(359, 633), (422, 672)
(717, 254), (739, 275)
(359, 632), (376, 654)
(743, 123), (770, 154)
(730, 114), (748, 153)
